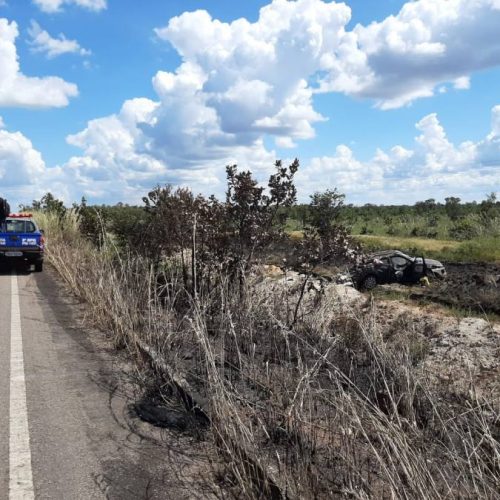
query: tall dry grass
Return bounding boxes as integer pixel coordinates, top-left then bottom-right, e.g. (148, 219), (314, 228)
(35, 210), (500, 499)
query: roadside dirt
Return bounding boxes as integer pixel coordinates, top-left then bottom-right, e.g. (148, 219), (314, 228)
(373, 297), (500, 402)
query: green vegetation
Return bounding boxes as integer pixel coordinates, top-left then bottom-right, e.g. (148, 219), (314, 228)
(286, 193), (500, 262)
(29, 190), (500, 263)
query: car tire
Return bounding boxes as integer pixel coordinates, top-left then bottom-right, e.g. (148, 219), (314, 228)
(34, 261), (43, 273)
(362, 275), (377, 290)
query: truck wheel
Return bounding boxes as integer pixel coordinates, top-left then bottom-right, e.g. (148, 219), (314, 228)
(34, 261), (43, 273)
(362, 275), (377, 290)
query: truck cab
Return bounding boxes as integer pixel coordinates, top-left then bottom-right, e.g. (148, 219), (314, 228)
(0, 214), (45, 272)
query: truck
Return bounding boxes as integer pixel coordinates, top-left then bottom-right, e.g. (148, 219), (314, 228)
(0, 213), (45, 272)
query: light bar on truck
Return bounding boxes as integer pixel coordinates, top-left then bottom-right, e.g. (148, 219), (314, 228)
(8, 213), (33, 218)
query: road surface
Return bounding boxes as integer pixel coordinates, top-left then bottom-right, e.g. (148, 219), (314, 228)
(0, 266), (213, 499)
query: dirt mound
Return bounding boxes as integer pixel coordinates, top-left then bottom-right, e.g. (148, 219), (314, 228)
(424, 316), (500, 400)
(372, 296), (500, 402)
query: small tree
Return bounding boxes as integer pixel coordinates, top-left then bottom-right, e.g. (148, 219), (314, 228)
(137, 159), (299, 296)
(31, 192), (67, 220)
(224, 159), (299, 274)
(445, 196), (462, 221)
(308, 189), (345, 237)
(298, 188), (354, 267)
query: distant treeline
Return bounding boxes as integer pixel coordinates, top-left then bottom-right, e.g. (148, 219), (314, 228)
(25, 188), (500, 245)
(286, 194), (500, 241)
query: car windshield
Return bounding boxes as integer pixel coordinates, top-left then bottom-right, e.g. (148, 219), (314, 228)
(2, 219), (36, 233)
(391, 255), (410, 269)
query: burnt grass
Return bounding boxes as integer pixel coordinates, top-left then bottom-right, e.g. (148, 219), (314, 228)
(409, 262), (500, 316)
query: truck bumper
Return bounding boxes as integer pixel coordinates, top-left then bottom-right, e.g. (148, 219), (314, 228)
(0, 247), (44, 263)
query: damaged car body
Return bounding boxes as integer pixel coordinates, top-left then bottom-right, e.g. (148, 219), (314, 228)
(350, 250), (446, 290)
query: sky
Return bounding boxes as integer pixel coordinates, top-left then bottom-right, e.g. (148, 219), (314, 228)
(0, 0), (499, 208)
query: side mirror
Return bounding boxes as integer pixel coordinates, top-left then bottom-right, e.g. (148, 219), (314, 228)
(40, 229), (45, 235)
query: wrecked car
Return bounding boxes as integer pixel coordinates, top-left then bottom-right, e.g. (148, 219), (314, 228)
(350, 250), (446, 290)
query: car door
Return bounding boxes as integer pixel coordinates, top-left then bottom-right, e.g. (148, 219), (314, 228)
(410, 257), (427, 283)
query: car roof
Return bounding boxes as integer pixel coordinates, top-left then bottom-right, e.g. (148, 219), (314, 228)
(368, 250), (413, 260)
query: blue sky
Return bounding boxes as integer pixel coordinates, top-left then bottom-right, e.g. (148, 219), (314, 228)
(0, 0), (499, 207)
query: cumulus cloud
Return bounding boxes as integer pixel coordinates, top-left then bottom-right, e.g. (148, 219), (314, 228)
(0, 128), (46, 190)
(33, 0), (106, 13)
(28, 21), (91, 59)
(1, 106), (499, 207)
(0, 18), (78, 107)
(57, 99), (500, 206)
(0, 123), (89, 206)
(148, 0), (500, 115)
(476, 105), (500, 168)
(154, 1), (348, 147)
(148, 0), (500, 166)
(320, 0), (500, 108)
(62, 94), (276, 202)
(298, 107), (500, 203)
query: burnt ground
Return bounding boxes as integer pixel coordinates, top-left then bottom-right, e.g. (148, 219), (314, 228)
(406, 262), (500, 317)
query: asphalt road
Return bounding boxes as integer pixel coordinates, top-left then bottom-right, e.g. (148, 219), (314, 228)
(0, 266), (215, 499)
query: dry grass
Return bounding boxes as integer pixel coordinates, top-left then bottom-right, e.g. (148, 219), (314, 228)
(354, 234), (461, 252)
(35, 210), (500, 499)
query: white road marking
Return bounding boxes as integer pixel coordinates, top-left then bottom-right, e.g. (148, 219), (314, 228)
(9, 272), (35, 500)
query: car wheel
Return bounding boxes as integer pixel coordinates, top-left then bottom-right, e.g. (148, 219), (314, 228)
(362, 275), (377, 290)
(34, 261), (43, 273)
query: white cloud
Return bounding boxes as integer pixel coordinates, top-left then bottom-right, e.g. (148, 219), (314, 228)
(33, 0), (106, 13)
(0, 18), (78, 107)
(28, 21), (90, 59)
(1, 105), (499, 208)
(320, 0), (500, 108)
(0, 128), (46, 188)
(155, 1), (347, 147)
(476, 105), (500, 168)
(489, 105), (500, 138)
(62, 94), (276, 202)
(454, 77), (471, 90)
(5, 0), (498, 206)
(298, 107), (500, 203)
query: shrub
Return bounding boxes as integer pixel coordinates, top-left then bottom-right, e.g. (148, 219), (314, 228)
(449, 217), (481, 241)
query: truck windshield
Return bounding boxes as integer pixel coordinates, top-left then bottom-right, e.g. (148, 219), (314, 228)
(2, 219), (36, 233)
